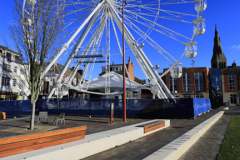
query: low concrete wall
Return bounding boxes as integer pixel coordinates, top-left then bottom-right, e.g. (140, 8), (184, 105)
(144, 111), (224, 160)
(2, 119), (170, 160)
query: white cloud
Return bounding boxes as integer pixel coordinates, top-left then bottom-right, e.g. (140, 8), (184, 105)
(231, 45), (240, 50)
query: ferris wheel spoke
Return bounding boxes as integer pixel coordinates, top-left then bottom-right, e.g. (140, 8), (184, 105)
(79, 30), (104, 86)
(124, 9), (193, 23)
(121, 15), (178, 62)
(89, 11), (106, 35)
(68, 13), (108, 85)
(110, 15), (133, 90)
(124, 15), (191, 43)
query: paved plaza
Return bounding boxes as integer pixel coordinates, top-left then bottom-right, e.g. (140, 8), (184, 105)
(0, 106), (237, 159)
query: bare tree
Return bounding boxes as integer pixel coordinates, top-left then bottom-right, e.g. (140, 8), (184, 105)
(0, 32), (10, 48)
(9, 0), (65, 130)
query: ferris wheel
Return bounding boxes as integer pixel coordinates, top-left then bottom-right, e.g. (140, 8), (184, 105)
(22, 0), (207, 99)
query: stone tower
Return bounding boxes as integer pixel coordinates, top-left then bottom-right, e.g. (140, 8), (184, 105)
(211, 24), (227, 69)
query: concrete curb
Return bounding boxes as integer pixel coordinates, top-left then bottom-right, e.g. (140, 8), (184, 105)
(143, 111), (224, 160)
(2, 119), (170, 160)
(223, 107), (229, 110)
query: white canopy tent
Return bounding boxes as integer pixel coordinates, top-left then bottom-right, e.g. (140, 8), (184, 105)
(78, 71), (143, 89)
(62, 72), (148, 96)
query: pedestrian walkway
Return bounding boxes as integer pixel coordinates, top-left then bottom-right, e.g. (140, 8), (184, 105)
(179, 115), (231, 160)
(83, 107), (225, 160)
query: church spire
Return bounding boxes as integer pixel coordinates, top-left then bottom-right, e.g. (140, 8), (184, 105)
(211, 24), (227, 69)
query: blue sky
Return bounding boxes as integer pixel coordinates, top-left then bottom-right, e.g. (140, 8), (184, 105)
(1, 0), (240, 81)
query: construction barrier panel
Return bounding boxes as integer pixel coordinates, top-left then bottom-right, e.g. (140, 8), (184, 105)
(0, 98), (211, 118)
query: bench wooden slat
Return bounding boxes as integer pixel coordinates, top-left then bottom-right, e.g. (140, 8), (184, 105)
(137, 121), (165, 134)
(0, 130), (86, 152)
(0, 135), (85, 158)
(145, 124), (165, 133)
(144, 122), (165, 130)
(137, 120), (164, 127)
(0, 126), (87, 145)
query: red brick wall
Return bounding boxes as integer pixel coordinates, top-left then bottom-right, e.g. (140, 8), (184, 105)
(141, 94), (152, 99)
(163, 67), (209, 94)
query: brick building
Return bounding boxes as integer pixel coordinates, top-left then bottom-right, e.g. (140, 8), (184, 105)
(221, 61), (240, 106)
(162, 67), (210, 98)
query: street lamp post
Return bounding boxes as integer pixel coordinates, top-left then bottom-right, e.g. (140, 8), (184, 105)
(119, 1), (127, 121)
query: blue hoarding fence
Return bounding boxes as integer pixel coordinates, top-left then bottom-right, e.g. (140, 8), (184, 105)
(193, 98), (211, 117)
(0, 98), (211, 118)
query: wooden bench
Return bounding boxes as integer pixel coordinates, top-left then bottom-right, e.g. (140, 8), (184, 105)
(37, 111), (48, 123)
(138, 120), (165, 133)
(0, 126), (87, 158)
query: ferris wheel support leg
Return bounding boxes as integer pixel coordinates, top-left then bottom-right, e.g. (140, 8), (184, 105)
(68, 14), (108, 86)
(47, 8), (103, 99)
(107, 2), (170, 100)
(41, 1), (104, 80)
(107, 2), (174, 101)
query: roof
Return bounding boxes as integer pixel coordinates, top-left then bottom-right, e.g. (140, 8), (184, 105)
(221, 66), (240, 74)
(134, 77), (146, 85)
(77, 71), (143, 89)
(44, 63), (82, 79)
(55, 64), (82, 79)
(0, 45), (22, 56)
(211, 25), (227, 62)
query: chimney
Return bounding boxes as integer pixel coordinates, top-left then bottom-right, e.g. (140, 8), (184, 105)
(232, 61), (236, 67)
(112, 61), (114, 65)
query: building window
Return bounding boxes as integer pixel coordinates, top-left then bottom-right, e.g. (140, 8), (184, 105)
(116, 67), (118, 71)
(19, 80), (24, 88)
(14, 66), (17, 72)
(6, 52), (11, 61)
(20, 68), (24, 74)
(3, 64), (7, 69)
(7, 65), (11, 70)
(133, 92), (138, 99)
(170, 75), (178, 92)
(13, 79), (16, 86)
(196, 95), (204, 98)
(184, 95), (191, 98)
(1, 50), (6, 57)
(183, 73), (191, 91)
(230, 94), (237, 104)
(195, 73), (203, 91)
(228, 74), (236, 90)
(15, 56), (19, 63)
(102, 67), (106, 73)
(1, 77), (10, 86)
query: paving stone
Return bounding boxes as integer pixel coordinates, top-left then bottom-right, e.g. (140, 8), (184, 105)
(83, 106), (226, 160)
(179, 115), (231, 160)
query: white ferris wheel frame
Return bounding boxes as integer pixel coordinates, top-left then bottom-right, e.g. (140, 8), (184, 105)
(21, 0), (205, 100)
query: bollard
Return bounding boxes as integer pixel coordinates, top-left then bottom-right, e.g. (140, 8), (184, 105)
(110, 103), (114, 124)
(0, 112), (6, 120)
